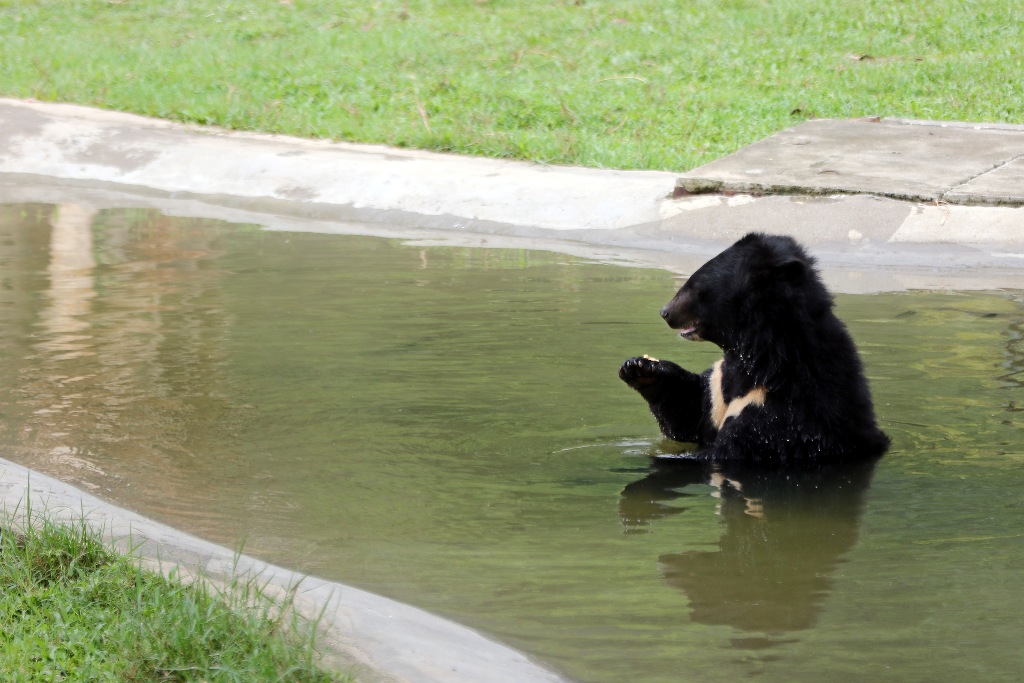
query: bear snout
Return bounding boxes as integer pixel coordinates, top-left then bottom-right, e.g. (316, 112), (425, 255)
(660, 290), (706, 340)
(660, 291), (696, 330)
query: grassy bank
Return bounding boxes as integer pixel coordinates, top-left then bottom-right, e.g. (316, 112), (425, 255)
(0, 514), (347, 682)
(1, 0), (1021, 171)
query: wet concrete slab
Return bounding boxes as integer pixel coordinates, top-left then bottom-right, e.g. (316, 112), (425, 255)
(677, 118), (1024, 206)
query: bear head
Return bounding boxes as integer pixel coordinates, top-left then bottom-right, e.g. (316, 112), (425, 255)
(659, 233), (832, 351)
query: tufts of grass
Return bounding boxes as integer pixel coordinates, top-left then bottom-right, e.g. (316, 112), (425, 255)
(0, 510), (348, 683)
(0, 0), (1021, 171)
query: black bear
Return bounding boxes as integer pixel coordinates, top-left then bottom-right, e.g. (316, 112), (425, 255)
(619, 232), (889, 462)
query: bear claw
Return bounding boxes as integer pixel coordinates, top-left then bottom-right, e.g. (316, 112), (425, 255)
(619, 356), (663, 387)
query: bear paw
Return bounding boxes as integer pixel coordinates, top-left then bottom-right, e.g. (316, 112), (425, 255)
(619, 355), (672, 389)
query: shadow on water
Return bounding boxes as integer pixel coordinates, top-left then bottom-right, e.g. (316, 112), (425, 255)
(621, 456), (878, 640)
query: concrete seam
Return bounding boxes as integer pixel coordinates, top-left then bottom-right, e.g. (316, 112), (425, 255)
(941, 150), (1024, 206)
(675, 178), (941, 205)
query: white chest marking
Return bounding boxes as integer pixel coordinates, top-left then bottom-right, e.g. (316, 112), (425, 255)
(709, 359), (767, 430)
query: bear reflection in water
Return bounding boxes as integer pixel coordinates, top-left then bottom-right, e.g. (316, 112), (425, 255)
(620, 456), (879, 634)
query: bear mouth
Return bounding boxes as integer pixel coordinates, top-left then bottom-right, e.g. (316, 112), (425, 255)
(677, 323), (702, 341)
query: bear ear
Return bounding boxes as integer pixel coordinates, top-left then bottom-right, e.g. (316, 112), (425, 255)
(775, 256), (808, 285)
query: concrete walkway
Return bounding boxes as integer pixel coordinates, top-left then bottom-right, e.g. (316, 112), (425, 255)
(2, 98), (1024, 682)
(3, 98), (1024, 293)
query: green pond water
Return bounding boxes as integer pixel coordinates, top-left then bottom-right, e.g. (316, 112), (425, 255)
(2, 203), (1023, 682)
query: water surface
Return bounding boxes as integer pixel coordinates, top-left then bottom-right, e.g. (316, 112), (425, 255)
(2, 203), (1023, 681)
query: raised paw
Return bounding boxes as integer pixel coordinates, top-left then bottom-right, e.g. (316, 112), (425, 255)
(619, 355), (669, 389)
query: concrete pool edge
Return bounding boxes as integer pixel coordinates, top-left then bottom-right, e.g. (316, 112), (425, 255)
(0, 457), (572, 683)
(4, 98), (1024, 293)
(6, 172), (1024, 295)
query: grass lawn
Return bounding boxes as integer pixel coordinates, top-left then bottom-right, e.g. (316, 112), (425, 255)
(0, 0), (1021, 171)
(0, 514), (347, 683)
